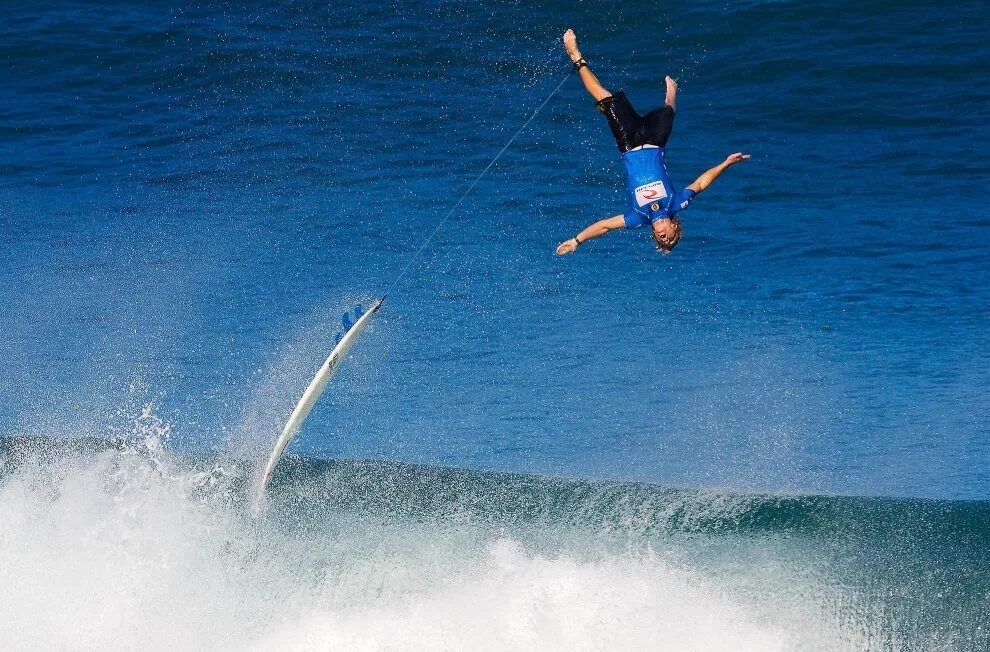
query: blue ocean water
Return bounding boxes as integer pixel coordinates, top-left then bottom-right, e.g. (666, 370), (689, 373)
(1, 0), (989, 649)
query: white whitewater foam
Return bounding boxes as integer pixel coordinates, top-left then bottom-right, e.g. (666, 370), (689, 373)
(0, 415), (882, 651)
(245, 537), (790, 652)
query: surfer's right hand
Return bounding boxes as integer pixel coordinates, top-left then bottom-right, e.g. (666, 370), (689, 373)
(556, 238), (578, 255)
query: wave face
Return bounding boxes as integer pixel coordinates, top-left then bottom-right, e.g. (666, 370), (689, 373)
(2, 435), (988, 651)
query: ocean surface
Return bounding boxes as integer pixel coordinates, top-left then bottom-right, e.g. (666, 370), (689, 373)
(1, 0), (988, 649)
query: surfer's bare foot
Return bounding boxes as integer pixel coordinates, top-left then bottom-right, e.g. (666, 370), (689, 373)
(665, 76), (678, 110)
(563, 29), (582, 63)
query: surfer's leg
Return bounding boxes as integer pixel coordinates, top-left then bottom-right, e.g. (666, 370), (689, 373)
(563, 29), (611, 102)
(578, 66), (612, 102)
(644, 105), (675, 147)
(597, 91), (645, 153)
(576, 65), (612, 102)
(641, 77), (678, 147)
(664, 75), (678, 112)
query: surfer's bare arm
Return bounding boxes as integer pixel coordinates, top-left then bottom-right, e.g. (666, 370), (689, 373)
(687, 153), (751, 195)
(556, 215), (626, 255)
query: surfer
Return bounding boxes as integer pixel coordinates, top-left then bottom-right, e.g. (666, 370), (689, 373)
(556, 29), (750, 255)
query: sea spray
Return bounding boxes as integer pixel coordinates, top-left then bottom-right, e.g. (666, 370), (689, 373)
(5, 435), (987, 650)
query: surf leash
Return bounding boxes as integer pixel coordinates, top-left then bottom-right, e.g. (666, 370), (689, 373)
(256, 69), (571, 508)
(381, 71), (571, 300)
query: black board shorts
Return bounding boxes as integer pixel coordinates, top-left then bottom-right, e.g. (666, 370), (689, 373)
(596, 91), (674, 153)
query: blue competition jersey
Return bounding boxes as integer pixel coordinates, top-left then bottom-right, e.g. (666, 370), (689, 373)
(621, 146), (696, 229)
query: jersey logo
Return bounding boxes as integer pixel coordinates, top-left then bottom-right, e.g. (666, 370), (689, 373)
(635, 181), (667, 207)
(650, 203), (660, 212)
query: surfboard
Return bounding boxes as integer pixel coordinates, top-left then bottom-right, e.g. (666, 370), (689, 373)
(254, 297), (385, 509)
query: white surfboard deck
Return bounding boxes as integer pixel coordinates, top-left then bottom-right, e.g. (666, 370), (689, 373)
(254, 297), (384, 510)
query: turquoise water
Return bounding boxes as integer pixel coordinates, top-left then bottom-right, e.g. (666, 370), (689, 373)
(1, 0), (989, 648)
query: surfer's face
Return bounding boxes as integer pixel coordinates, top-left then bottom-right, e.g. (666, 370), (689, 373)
(652, 218), (682, 254)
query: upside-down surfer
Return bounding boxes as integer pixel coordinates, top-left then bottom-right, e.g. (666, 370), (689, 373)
(556, 29), (750, 255)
